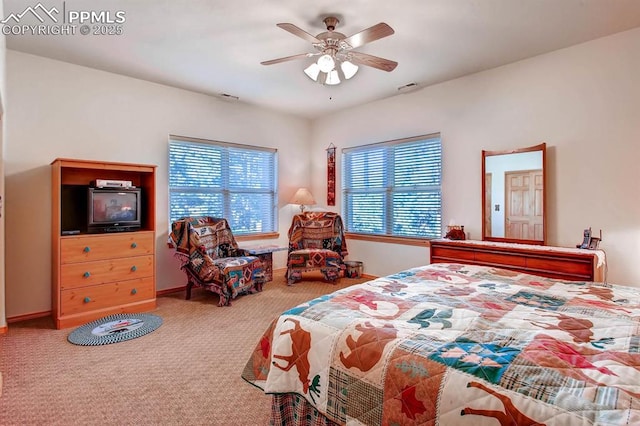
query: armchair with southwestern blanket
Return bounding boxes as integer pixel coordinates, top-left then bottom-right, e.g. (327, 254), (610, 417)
(286, 212), (348, 285)
(169, 216), (265, 306)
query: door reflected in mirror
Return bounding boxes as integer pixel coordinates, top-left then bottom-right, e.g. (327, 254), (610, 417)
(482, 143), (546, 245)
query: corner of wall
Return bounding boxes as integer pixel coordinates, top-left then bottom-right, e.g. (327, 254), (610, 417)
(1, 0), (7, 398)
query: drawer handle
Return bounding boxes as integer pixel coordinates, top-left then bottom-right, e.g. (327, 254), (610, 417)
(83, 246), (91, 253)
(131, 288), (137, 295)
(83, 271), (91, 278)
(131, 265), (137, 272)
(131, 242), (137, 248)
(83, 297), (91, 303)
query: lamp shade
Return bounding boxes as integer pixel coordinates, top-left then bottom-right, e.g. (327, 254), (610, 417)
(341, 60), (359, 79)
(290, 188), (316, 206)
(325, 69), (340, 85)
(317, 54), (335, 73)
(303, 56), (358, 85)
(304, 63), (321, 80)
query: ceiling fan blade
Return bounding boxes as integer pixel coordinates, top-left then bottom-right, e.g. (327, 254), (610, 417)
(349, 51), (398, 72)
(261, 52), (317, 66)
(343, 23), (394, 49)
(276, 23), (322, 44)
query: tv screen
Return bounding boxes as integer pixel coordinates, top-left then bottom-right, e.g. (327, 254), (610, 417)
(88, 188), (141, 232)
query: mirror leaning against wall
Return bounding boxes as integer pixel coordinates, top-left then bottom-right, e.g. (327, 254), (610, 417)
(482, 142), (546, 245)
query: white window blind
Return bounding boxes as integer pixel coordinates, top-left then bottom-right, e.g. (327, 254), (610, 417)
(169, 136), (278, 234)
(342, 134), (442, 238)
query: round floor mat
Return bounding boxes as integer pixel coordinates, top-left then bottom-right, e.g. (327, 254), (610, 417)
(67, 313), (162, 346)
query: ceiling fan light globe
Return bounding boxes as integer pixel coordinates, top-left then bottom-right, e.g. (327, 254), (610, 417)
(325, 70), (340, 85)
(304, 63), (321, 81)
(317, 54), (335, 73)
(341, 61), (359, 79)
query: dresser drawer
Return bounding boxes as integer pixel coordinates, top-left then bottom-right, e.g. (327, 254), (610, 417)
(61, 232), (154, 263)
(431, 246), (475, 262)
(60, 255), (154, 290)
(474, 251), (527, 268)
(60, 277), (155, 316)
(525, 256), (592, 280)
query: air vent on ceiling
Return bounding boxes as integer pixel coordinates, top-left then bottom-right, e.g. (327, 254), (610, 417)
(218, 93), (239, 101)
(397, 82), (420, 94)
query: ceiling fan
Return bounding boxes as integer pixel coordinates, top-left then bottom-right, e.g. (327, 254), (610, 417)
(261, 16), (397, 85)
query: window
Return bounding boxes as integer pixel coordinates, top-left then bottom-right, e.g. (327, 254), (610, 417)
(342, 134), (442, 239)
(169, 136), (278, 235)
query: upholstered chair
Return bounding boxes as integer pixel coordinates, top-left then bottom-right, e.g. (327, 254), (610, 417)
(169, 216), (265, 306)
(286, 211), (348, 285)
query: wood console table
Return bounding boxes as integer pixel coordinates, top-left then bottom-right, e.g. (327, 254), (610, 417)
(429, 239), (604, 282)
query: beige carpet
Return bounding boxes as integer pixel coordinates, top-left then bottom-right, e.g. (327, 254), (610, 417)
(0, 271), (370, 426)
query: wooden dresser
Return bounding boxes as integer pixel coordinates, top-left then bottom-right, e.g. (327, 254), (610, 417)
(51, 158), (157, 329)
(429, 239), (604, 282)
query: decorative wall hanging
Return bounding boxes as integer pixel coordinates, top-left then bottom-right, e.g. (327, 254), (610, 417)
(326, 143), (336, 206)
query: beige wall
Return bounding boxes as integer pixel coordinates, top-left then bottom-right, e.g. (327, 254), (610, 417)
(0, 0), (5, 396)
(0, 0), (6, 330)
(4, 51), (310, 318)
(312, 27), (640, 286)
(4, 27), (640, 319)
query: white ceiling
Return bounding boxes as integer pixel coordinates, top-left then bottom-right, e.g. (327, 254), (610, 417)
(5, 0), (640, 119)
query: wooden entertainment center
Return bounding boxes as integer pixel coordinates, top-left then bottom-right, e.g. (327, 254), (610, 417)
(429, 239), (604, 282)
(51, 158), (157, 329)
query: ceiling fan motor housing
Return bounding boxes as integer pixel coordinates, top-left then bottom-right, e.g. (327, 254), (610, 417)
(323, 17), (339, 31)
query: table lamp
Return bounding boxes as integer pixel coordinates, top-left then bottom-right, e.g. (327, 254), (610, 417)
(290, 188), (316, 212)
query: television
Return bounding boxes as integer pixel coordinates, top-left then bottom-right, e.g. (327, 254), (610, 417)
(87, 187), (142, 233)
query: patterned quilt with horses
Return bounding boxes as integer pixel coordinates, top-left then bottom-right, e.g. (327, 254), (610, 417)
(242, 263), (640, 425)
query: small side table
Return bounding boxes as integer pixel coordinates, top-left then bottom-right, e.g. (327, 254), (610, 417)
(240, 245), (287, 282)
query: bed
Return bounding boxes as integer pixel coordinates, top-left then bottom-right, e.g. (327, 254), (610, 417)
(242, 263), (640, 425)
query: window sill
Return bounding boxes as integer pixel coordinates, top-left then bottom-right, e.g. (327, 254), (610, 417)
(345, 233), (431, 247)
(236, 232), (280, 242)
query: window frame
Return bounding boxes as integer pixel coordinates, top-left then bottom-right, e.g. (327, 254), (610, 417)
(168, 135), (279, 238)
(341, 133), (442, 245)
